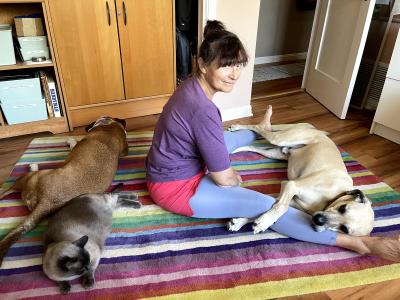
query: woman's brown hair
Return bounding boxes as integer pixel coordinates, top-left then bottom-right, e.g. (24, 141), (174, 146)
(198, 20), (248, 69)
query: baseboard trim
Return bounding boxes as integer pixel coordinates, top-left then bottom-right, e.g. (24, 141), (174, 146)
(255, 52), (307, 65)
(370, 122), (400, 144)
(220, 105), (253, 122)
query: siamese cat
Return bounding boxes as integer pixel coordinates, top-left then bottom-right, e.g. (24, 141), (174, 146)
(42, 190), (140, 294)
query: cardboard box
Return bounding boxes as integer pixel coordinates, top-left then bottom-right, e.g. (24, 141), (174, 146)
(14, 17), (44, 37)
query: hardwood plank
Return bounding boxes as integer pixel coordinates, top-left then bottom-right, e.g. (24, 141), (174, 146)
(0, 89), (400, 299)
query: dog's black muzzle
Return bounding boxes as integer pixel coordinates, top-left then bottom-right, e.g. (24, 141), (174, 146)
(312, 213), (327, 226)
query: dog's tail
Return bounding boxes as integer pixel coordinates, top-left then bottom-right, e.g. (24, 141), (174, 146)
(0, 164), (40, 200)
(0, 184), (17, 200)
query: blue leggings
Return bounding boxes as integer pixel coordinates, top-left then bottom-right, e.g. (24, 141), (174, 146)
(189, 130), (337, 246)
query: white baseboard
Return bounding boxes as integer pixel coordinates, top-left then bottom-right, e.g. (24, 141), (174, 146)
(255, 52), (307, 65)
(370, 122), (400, 144)
(220, 105), (253, 122)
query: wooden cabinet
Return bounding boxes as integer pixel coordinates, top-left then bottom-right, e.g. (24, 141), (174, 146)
(0, 0), (69, 139)
(370, 27), (400, 144)
(48, 0), (175, 128)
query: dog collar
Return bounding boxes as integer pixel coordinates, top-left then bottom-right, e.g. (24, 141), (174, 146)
(88, 117), (115, 132)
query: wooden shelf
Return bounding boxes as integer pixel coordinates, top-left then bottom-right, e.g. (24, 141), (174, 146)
(0, 116), (69, 139)
(0, 60), (54, 71)
(0, 1), (71, 138)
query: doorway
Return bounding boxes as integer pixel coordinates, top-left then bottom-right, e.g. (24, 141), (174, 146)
(252, 0), (316, 99)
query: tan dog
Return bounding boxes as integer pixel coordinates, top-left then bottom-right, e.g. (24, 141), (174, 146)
(228, 106), (374, 236)
(0, 116), (128, 266)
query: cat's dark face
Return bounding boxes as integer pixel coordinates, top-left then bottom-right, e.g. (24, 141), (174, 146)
(57, 248), (90, 277)
(43, 236), (91, 281)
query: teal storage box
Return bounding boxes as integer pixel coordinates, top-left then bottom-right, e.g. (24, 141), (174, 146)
(0, 24), (16, 66)
(0, 77), (47, 124)
(17, 36), (48, 49)
(20, 46), (50, 61)
(0, 97), (48, 124)
(0, 77), (42, 101)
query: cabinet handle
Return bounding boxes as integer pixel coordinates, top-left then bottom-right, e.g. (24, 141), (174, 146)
(106, 1), (111, 26)
(123, 1), (127, 25)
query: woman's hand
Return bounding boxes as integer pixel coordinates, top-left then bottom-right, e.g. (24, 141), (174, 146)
(210, 166), (242, 187)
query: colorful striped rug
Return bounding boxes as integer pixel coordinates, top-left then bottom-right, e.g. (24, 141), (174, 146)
(0, 131), (399, 299)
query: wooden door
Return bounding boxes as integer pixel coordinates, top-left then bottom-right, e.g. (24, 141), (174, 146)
(303, 0), (375, 119)
(116, 0), (175, 99)
(48, 0), (125, 107)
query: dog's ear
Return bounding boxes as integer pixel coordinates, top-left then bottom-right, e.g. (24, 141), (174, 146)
(85, 122), (96, 132)
(115, 118), (127, 129)
(345, 189), (366, 203)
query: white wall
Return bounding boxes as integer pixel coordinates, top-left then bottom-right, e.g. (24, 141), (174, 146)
(256, 0), (315, 58)
(202, 0), (261, 121)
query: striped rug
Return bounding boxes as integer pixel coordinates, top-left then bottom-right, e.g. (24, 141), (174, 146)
(0, 131), (399, 299)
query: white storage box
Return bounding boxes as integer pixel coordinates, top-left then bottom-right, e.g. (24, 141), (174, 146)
(0, 77), (42, 101)
(0, 97), (48, 124)
(20, 46), (50, 61)
(0, 24), (16, 66)
(17, 36), (48, 49)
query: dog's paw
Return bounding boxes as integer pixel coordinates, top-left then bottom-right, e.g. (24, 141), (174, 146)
(228, 124), (243, 132)
(281, 147), (290, 155)
(29, 163), (39, 172)
(227, 218), (249, 232)
(253, 213), (277, 234)
(66, 138), (77, 150)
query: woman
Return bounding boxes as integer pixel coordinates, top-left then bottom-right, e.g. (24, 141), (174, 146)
(145, 20), (400, 262)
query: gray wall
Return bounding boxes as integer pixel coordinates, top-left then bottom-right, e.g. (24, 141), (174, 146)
(256, 0), (315, 57)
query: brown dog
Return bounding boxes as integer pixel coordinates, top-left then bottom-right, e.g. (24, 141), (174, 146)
(0, 116), (128, 266)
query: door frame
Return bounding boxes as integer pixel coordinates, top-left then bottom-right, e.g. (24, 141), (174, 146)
(198, 0), (216, 45)
(301, 0), (322, 89)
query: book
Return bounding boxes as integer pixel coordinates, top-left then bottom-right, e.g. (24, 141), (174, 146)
(38, 71), (54, 118)
(47, 75), (61, 117)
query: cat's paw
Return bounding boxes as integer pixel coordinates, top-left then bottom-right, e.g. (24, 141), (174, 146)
(59, 281), (71, 294)
(82, 274), (95, 289)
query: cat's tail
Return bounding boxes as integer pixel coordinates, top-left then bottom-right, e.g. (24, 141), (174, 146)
(110, 183), (141, 209)
(117, 194), (141, 209)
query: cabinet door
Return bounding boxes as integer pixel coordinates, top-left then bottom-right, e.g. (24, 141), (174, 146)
(386, 28), (400, 81)
(49, 0), (125, 107)
(117, 0), (175, 99)
(373, 78), (400, 132)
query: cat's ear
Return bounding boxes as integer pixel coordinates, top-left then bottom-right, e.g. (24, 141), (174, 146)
(73, 235), (89, 248)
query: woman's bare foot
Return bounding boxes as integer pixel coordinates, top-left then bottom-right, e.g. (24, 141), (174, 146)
(360, 235), (400, 262)
(337, 233), (400, 262)
(259, 105), (273, 132)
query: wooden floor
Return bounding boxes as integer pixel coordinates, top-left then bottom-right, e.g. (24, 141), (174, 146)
(0, 87), (400, 299)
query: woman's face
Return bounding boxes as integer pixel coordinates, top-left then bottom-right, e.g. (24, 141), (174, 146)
(200, 60), (243, 95)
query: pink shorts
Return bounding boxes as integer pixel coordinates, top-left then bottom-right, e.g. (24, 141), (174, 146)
(147, 171), (204, 216)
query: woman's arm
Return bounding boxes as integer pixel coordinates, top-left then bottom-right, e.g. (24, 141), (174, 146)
(209, 166), (242, 187)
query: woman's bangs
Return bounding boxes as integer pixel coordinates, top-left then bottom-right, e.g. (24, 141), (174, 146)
(218, 43), (248, 67)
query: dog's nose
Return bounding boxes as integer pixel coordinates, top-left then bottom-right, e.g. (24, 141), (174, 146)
(312, 213), (327, 226)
